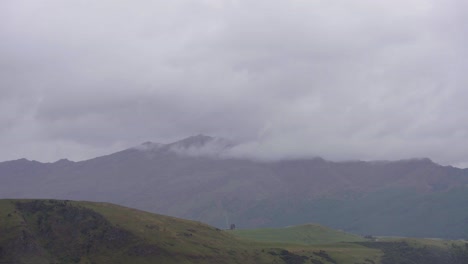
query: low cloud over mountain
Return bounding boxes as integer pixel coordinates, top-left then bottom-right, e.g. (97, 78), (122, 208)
(1, 1), (468, 167)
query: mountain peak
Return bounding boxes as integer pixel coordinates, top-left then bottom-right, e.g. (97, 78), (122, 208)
(54, 158), (73, 164)
(167, 135), (234, 157)
(398, 157), (435, 165)
(132, 135), (234, 158)
(133, 141), (163, 151)
(168, 134), (215, 149)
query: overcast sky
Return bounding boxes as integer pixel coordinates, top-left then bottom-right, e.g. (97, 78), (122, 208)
(1, 0), (468, 167)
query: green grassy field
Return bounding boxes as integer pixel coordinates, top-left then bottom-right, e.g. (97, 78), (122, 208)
(230, 224), (366, 245)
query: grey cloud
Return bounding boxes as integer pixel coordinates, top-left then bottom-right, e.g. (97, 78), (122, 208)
(1, 0), (467, 167)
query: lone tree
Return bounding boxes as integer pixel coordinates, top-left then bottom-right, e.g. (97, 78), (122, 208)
(230, 224), (236, 230)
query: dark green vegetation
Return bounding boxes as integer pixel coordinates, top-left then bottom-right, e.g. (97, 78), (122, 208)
(2, 199), (467, 264)
(356, 240), (468, 264)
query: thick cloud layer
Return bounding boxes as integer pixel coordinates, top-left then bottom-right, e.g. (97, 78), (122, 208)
(1, 0), (467, 167)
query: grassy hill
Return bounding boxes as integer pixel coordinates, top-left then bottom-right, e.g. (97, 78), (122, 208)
(230, 224), (366, 245)
(0, 199), (277, 264)
(0, 199), (382, 264)
(1, 199), (467, 264)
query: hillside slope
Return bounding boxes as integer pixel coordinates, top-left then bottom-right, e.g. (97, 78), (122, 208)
(231, 224), (366, 245)
(1, 199), (388, 264)
(3, 199), (468, 264)
(0, 199), (286, 263)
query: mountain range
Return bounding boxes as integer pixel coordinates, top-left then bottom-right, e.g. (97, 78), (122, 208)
(1, 135), (468, 238)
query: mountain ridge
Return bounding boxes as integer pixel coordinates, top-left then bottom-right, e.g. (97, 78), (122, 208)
(1, 135), (450, 166)
(1, 135), (468, 238)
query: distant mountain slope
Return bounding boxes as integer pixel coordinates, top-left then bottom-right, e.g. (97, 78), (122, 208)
(1, 135), (468, 238)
